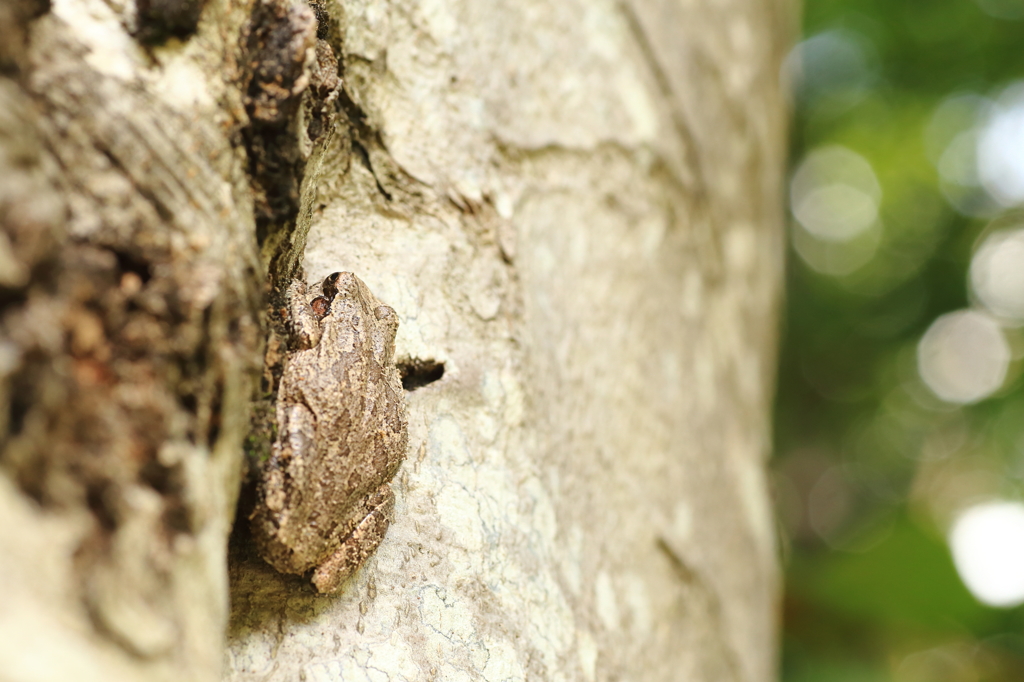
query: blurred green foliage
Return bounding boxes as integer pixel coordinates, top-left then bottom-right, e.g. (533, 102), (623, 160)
(777, 0), (1024, 679)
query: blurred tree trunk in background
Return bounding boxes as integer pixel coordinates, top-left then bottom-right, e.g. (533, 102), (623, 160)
(0, 0), (791, 679)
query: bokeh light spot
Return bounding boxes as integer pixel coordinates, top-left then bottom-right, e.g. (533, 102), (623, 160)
(790, 145), (882, 275)
(917, 310), (1009, 404)
(937, 130), (981, 189)
(949, 501), (1024, 607)
(785, 30), (875, 108)
(978, 84), (1024, 207)
(791, 145), (882, 209)
(793, 183), (878, 242)
(925, 93), (991, 164)
(970, 228), (1024, 322)
(926, 93), (1001, 217)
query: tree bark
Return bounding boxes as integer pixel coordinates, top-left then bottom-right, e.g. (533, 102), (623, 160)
(0, 0), (790, 679)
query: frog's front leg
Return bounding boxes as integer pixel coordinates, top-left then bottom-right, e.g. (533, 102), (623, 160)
(310, 484), (396, 594)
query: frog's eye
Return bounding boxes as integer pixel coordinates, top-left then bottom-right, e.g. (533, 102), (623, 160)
(310, 296), (331, 320)
(321, 272), (342, 300)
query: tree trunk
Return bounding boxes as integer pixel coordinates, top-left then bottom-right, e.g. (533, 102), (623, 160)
(0, 0), (790, 679)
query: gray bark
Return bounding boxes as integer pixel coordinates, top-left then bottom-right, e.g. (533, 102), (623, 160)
(0, 0), (790, 679)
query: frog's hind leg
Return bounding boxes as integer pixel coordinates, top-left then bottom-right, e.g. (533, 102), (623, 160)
(310, 484), (395, 594)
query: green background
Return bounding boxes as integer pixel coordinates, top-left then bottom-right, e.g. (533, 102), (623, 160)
(776, 0), (1024, 679)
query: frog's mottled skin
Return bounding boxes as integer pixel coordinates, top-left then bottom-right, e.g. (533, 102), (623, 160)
(251, 272), (407, 593)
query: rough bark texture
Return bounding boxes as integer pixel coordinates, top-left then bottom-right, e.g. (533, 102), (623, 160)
(0, 0), (261, 678)
(0, 0), (789, 678)
(228, 0), (790, 680)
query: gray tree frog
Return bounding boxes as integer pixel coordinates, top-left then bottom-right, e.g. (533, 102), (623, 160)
(250, 272), (408, 594)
